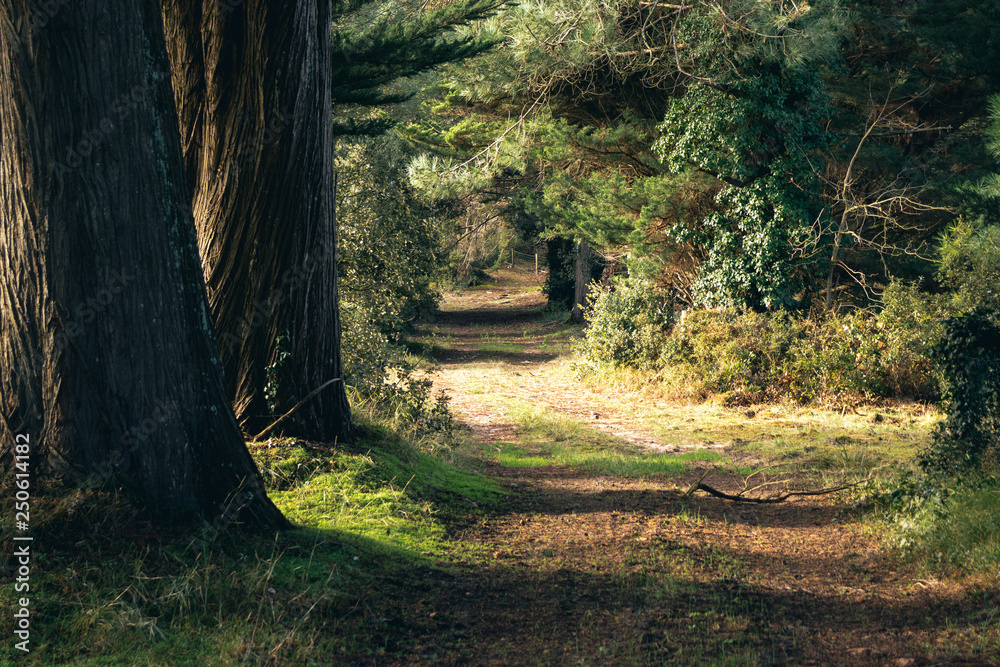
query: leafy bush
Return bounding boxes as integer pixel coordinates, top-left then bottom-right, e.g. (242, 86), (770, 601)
(919, 308), (1000, 477)
(876, 281), (948, 398)
(337, 135), (454, 440)
(901, 480), (1000, 571)
(654, 292), (942, 405)
(781, 311), (886, 402)
(662, 309), (805, 403)
(575, 274), (674, 371)
(338, 137), (445, 342)
(784, 292), (942, 404)
(580, 279), (944, 404)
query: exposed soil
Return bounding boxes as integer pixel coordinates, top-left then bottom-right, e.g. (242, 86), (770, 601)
(382, 266), (999, 666)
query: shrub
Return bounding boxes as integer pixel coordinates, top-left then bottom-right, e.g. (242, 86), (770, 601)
(782, 311), (885, 402)
(576, 275), (947, 405)
(338, 137), (445, 338)
(659, 308), (908, 404)
(337, 135), (455, 441)
(881, 472), (1000, 574)
(575, 274), (674, 371)
(902, 480), (1000, 572)
(919, 308), (1000, 477)
(662, 309), (805, 403)
(876, 281), (947, 399)
(614, 283), (945, 405)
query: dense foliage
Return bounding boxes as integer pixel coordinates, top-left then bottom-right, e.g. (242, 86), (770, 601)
(653, 69), (833, 307)
(576, 279), (943, 404)
(403, 0), (1000, 308)
(920, 309), (1000, 475)
(575, 274), (674, 370)
(337, 136), (452, 431)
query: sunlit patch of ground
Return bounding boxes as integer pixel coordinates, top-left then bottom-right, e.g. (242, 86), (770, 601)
(398, 263), (999, 666)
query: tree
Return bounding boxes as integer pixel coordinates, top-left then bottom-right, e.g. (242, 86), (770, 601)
(653, 65), (835, 308)
(405, 0), (846, 308)
(408, 0), (1000, 310)
(161, 0), (354, 441)
(159, 0), (503, 441)
(812, 0), (1000, 306)
(330, 0), (505, 136)
(335, 134), (449, 398)
(0, 1), (287, 527)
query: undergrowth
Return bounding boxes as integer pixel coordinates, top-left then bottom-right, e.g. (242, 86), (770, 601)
(862, 469), (1000, 577)
(576, 279), (946, 406)
(0, 402), (502, 666)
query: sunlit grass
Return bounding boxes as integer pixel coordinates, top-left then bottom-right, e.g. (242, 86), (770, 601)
(489, 399), (723, 477)
(0, 401), (505, 666)
(890, 477), (1000, 576)
(577, 361), (941, 451)
(497, 452), (551, 467)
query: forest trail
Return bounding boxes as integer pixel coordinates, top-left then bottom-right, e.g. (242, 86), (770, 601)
(421, 267), (700, 454)
(399, 265), (996, 666)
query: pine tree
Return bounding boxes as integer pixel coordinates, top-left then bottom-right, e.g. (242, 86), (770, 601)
(331, 0), (505, 135)
(406, 0), (1000, 309)
(404, 0), (845, 308)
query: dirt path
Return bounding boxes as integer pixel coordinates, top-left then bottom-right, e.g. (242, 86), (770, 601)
(422, 270), (715, 454)
(399, 266), (998, 666)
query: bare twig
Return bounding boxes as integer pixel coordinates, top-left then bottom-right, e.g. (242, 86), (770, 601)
(683, 468), (711, 497)
(251, 378), (343, 442)
(688, 471), (859, 503)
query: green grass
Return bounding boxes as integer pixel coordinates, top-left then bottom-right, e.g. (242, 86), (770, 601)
(890, 477), (1000, 573)
(490, 399), (723, 477)
(476, 342), (527, 355)
(497, 452), (551, 467)
(0, 411), (504, 666)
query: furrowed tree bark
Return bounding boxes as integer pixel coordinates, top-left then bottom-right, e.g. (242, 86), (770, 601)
(161, 0), (353, 442)
(0, 1), (288, 528)
(571, 241), (598, 323)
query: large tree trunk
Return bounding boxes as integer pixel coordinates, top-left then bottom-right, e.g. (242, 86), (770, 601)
(545, 238), (576, 310)
(0, 1), (287, 527)
(161, 1), (353, 442)
(571, 241), (598, 323)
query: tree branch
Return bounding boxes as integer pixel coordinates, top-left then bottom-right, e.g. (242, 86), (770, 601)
(684, 470), (859, 503)
(251, 378), (343, 442)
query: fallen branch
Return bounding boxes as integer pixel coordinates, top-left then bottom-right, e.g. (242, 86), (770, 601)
(684, 470), (859, 503)
(251, 378), (342, 442)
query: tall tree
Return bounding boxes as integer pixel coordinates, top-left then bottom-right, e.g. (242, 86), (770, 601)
(407, 0), (1000, 309)
(0, 1), (287, 527)
(815, 0), (1000, 305)
(161, 0), (353, 441)
(405, 0), (846, 308)
(329, 0), (505, 136)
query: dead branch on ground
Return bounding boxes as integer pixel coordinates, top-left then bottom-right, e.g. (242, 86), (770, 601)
(682, 469), (860, 503)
